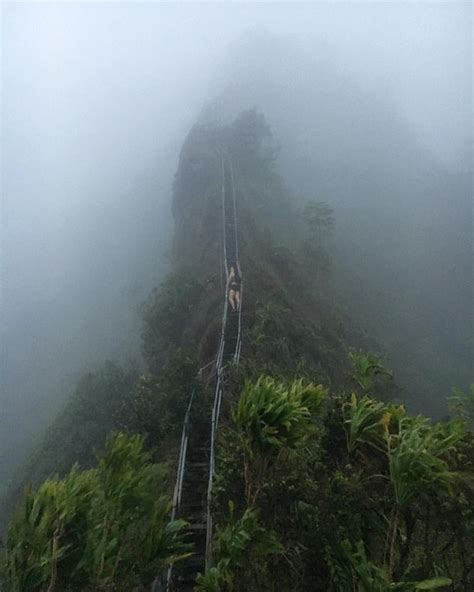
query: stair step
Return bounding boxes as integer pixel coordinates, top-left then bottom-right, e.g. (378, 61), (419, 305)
(181, 501), (205, 509)
(182, 478), (206, 487)
(187, 523), (206, 530)
(184, 466), (207, 473)
(181, 508), (207, 517)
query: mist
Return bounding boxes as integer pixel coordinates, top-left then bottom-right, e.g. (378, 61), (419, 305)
(1, 2), (471, 505)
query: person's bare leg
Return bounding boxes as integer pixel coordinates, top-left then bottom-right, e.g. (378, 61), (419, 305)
(228, 289), (236, 311)
(235, 291), (240, 311)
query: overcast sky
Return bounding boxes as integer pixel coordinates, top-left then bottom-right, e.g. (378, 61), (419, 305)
(3, 1), (471, 296)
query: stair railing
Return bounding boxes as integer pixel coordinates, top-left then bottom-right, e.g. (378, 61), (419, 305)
(229, 161), (243, 364)
(205, 157), (243, 569)
(170, 387), (196, 522)
(156, 154), (243, 589)
(159, 386), (196, 590)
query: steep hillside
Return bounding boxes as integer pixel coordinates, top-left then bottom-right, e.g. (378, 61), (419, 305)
(200, 36), (472, 417)
(0, 110), (384, 525)
(143, 110), (366, 389)
(2, 111), (472, 592)
(1, 110), (362, 523)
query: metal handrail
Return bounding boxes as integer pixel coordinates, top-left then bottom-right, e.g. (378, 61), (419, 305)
(152, 384), (194, 591)
(229, 162), (243, 364)
(159, 154), (244, 589)
(205, 156), (243, 568)
(229, 160), (240, 276)
(170, 388), (195, 520)
(205, 373), (223, 568)
(221, 157), (229, 281)
(234, 281), (243, 365)
(161, 386), (196, 590)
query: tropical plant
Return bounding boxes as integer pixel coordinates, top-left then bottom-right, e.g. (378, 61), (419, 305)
(195, 503), (281, 592)
(343, 393), (388, 454)
(78, 433), (189, 588)
(2, 433), (189, 591)
(384, 416), (464, 578)
(349, 351), (393, 392)
(232, 376), (326, 505)
(3, 467), (96, 592)
(342, 540), (452, 591)
(339, 391), (467, 582)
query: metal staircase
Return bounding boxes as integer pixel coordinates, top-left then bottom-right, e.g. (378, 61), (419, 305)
(160, 157), (242, 591)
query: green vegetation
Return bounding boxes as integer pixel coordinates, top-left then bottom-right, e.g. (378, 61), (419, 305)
(208, 372), (473, 591)
(348, 350), (393, 393)
(231, 377), (325, 505)
(1, 434), (188, 591)
(195, 504), (281, 592)
(3, 372), (472, 590)
(3, 110), (472, 590)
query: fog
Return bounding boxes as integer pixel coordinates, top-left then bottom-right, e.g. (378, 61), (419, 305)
(1, 3), (471, 503)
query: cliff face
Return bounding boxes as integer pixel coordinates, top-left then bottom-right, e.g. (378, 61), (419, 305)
(171, 123), (223, 268)
(143, 110), (366, 390)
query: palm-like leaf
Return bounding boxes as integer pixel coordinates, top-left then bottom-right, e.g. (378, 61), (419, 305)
(386, 416), (464, 507)
(343, 393), (389, 454)
(342, 540), (452, 592)
(232, 376), (326, 505)
(349, 351), (393, 392)
(196, 505), (281, 592)
(3, 433), (188, 591)
(232, 376), (326, 457)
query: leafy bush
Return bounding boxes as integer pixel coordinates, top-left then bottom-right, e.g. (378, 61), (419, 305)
(1, 433), (188, 591)
(342, 540), (452, 591)
(212, 373), (472, 591)
(349, 350), (393, 392)
(232, 376), (326, 505)
(196, 503), (281, 592)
